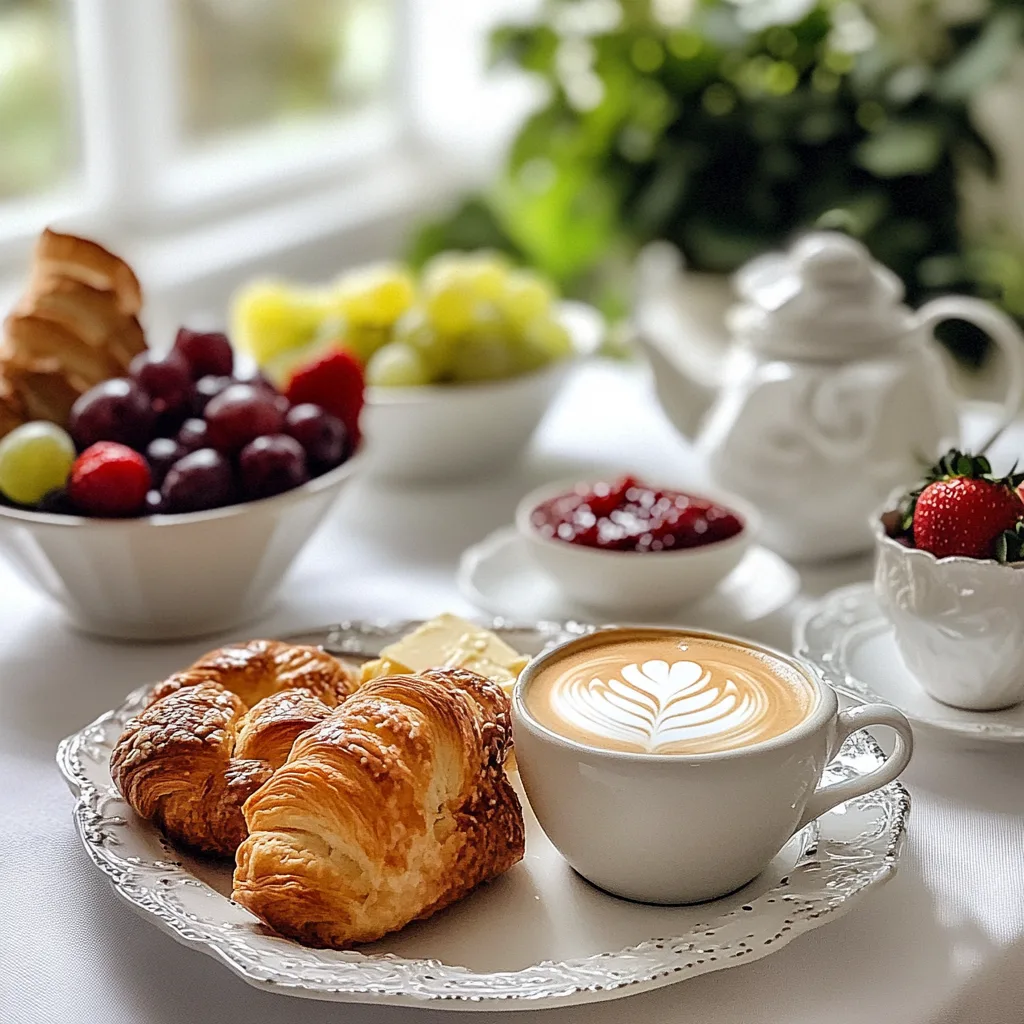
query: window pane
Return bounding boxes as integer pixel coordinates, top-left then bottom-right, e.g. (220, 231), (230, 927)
(179, 0), (395, 143)
(0, 0), (78, 200)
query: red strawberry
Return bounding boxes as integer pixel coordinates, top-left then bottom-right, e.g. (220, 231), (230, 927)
(69, 442), (151, 517)
(908, 451), (1024, 560)
(284, 350), (364, 445)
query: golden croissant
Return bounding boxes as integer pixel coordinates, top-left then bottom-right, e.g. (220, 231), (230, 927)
(111, 641), (359, 856)
(232, 666), (526, 948)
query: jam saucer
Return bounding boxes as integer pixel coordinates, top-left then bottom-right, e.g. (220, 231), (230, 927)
(795, 584), (1024, 744)
(458, 526), (799, 631)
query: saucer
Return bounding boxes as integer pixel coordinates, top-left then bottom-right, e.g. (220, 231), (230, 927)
(794, 584), (1024, 744)
(458, 527), (800, 631)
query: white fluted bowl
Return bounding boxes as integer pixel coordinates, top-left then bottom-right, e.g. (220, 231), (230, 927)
(873, 513), (1024, 710)
(361, 302), (603, 483)
(0, 453), (363, 641)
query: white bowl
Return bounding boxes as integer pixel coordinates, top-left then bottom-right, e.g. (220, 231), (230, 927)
(361, 302), (603, 484)
(0, 453), (363, 641)
(515, 479), (758, 617)
(872, 512), (1024, 710)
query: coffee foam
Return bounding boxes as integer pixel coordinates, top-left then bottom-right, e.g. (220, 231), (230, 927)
(526, 635), (817, 755)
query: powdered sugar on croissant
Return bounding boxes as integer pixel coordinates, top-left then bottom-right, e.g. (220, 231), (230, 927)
(232, 666), (525, 948)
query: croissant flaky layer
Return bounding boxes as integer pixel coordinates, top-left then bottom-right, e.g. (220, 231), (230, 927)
(111, 641), (358, 857)
(233, 666), (526, 948)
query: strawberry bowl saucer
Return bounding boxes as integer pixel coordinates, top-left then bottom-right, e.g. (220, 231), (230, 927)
(794, 584), (1024, 744)
(458, 526), (799, 632)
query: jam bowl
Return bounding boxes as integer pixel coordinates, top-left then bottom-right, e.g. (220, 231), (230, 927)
(515, 477), (758, 616)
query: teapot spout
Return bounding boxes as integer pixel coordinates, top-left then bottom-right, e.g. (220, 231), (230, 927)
(633, 242), (728, 442)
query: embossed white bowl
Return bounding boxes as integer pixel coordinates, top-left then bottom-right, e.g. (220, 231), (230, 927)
(0, 453), (363, 641)
(872, 512), (1024, 710)
(515, 480), (758, 616)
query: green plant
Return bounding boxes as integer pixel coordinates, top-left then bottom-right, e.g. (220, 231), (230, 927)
(409, 0), (1024, 364)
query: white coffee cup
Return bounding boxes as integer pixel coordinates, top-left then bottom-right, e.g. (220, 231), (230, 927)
(513, 628), (913, 904)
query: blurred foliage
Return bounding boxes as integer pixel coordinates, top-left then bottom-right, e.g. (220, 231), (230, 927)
(409, 0), (1024, 365)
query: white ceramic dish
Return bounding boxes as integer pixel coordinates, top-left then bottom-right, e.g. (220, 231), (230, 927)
(0, 453), (363, 641)
(361, 301), (603, 483)
(58, 619), (910, 1010)
(873, 515), (1024, 711)
(794, 583), (1024, 744)
(515, 480), (758, 615)
(460, 526), (795, 630)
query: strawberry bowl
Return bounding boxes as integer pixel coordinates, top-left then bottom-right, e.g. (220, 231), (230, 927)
(516, 476), (759, 617)
(873, 471), (1024, 712)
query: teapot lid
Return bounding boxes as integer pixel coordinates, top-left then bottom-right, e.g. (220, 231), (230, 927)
(728, 231), (914, 358)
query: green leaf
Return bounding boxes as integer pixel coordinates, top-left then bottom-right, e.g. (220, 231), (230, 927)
(854, 122), (945, 178)
(492, 158), (623, 282)
(934, 10), (1024, 102)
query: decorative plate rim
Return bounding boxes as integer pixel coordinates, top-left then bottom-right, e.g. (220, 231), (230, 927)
(58, 617), (911, 1008)
(793, 584), (1024, 743)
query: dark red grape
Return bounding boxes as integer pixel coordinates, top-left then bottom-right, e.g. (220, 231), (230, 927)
(146, 437), (186, 486)
(284, 403), (348, 471)
(68, 379), (155, 451)
(129, 351), (191, 414)
(39, 487), (75, 515)
(191, 375), (234, 416)
(161, 449), (235, 513)
(176, 418), (209, 453)
(145, 489), (170, 515)
(204, 384), (285, 454)
(172, 328), (234, 380)
(238, 435), (308, 500)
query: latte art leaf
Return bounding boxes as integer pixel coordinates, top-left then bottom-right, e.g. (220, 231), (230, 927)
(552, 658), (775, 753)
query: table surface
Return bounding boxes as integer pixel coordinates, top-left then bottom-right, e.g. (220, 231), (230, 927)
(2, 362), (1023, 1024)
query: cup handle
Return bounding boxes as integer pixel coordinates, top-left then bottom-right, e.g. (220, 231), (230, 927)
(915, 296), (1024, 455)
(794, 703), (913, 831)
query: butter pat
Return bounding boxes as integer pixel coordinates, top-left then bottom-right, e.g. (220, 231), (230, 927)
(360, 613), (529, 693)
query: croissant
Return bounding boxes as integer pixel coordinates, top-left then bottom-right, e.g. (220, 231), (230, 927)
(111, 641), (358, 856)
(232, 666), (525, 948)
(29, 228), (142, 316)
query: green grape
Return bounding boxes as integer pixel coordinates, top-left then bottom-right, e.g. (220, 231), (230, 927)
(367, 343), (433, 387)
(333, 263), (416, 327)
(393, 308), (453, 378)
(523, 316), (574, 363)
(0, 422), (76, 505)
(231, 280), (329, 364)
(499, 269), (555, 328)
(424, 282), (477, 335)
(460, 252), (510, 301)
(344, 323), (391, 365)
(451, 333), (516, 382)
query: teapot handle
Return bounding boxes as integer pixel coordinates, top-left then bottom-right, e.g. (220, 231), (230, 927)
(914, 296), (1024, 455)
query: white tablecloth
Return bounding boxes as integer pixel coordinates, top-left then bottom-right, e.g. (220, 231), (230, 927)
(2, 363), (1023, 1024)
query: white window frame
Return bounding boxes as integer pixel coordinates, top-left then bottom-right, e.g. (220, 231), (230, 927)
(0, 0), (537, 318)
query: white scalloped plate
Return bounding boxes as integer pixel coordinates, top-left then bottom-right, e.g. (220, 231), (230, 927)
(58, 619), (910, 1009)
(794, 584), (1024, 744)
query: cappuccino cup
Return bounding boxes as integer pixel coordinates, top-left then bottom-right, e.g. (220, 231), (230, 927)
(513, 627), (913, 904)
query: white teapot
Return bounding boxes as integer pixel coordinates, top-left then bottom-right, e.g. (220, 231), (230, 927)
(634, 232), (1024, 562)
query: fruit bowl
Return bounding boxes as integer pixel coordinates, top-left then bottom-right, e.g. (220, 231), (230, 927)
(0, 450), (363, 641)
(362, 301), (602, 483)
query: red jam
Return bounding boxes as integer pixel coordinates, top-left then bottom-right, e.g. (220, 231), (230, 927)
(530, 476), (743, 553)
